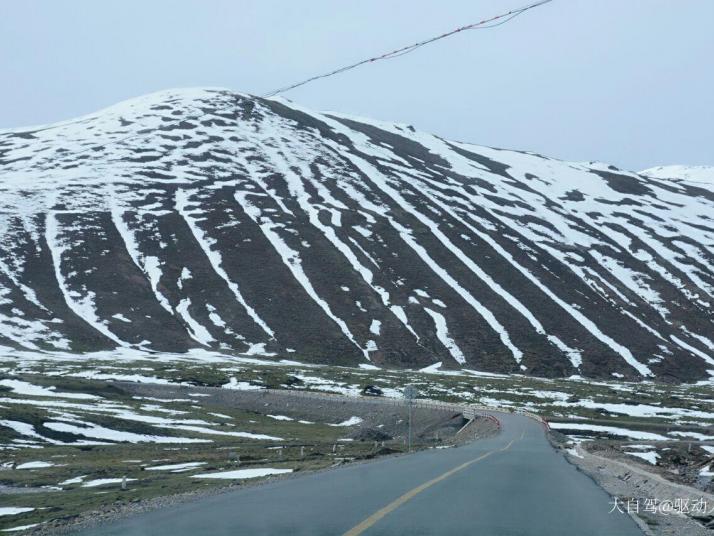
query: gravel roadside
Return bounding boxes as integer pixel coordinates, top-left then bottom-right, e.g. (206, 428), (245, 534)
(550, 434), (714, 535)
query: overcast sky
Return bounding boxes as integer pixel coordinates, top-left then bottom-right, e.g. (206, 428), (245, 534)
(1, 0), (712, 171)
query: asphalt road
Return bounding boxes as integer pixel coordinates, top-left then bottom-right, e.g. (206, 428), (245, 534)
(75, 413), (643, 536)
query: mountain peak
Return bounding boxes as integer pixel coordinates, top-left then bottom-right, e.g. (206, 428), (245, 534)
(1, 90), (713, 381)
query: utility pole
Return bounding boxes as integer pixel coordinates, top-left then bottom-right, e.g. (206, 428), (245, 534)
(404, 385), (417, 452)
(408, 401), (412, 452)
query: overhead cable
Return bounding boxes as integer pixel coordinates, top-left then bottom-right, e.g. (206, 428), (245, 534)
(264, 0), (554, 98)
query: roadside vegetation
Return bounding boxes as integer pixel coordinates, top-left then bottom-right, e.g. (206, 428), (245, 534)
(1, 353), (712, 532)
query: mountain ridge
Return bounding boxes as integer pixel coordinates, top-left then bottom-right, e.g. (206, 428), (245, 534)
(1, 88), (712, 381)
(640, 165), (714, 186)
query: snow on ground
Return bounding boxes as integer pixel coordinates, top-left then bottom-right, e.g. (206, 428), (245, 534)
(625, 450), (659, 465)
(424, 308), (465, 365)
(0, 420), (64, 445)
(549, 422), (668, 440)
(313, 103), (668, 375)
(0, 508), (34, 517)
(81, 478), (137, 488)
(44, 422), (211, 444)
(1, 523), (41, 532)
(208, 412), (232, 419)
(157, 425), (282, 441)
(65, 371), (176, 384)
(192, 468), (292, 480)
(292, 110), (528, 366)
(419, 362), (443, 373)
(290, 374), (360, 396)
(145, 462), (206, 472)
(44, 211), (131, 349)
(369, 320), (381, 336)
(1, 89), (713, 380)
(58, 475), (86, 486)
(2, 347), (712, 461)
(669, 431), (712, 441)
(329, 416), (363, 427)
(564, 447), (583, 458)
(671, 335), (714, 368)
(175, 188), (274, 340)
(235, 186), (367, 360)
(222, 378), (263, 390)
(551, 398), (714, 420)
(175, 298), (214, 347)
(237, 137), (393, 361)
(109, 200), (174, 316)
(0, 347), (304, 367)
(15, 461), (55, 469)
(640, 165), (714, 185)
(520, 389), (571, 402)
(0, 379), (98, 400)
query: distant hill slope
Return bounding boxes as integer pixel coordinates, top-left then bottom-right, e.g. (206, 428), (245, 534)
(0, 88), (712, 381)
(640, 165), (714, 186)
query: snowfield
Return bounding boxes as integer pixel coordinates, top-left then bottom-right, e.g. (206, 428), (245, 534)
(640, 165), (714, 185)
(0, 509), (34, 518)
(191, 468), (293, 480)
(548, 422), (669, 440)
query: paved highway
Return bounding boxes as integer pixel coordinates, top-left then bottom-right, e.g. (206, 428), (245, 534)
(75, 413), (643, 535)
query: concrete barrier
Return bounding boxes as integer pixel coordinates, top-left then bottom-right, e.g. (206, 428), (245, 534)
(263, 388), (550, 431)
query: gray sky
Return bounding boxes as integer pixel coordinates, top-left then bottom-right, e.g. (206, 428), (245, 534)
(1, 0), (712, 171)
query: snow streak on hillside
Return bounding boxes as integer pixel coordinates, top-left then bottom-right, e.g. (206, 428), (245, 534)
(0, 88), (712, 381)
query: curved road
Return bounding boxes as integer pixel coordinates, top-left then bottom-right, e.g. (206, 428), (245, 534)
(76, 413), (643, 535)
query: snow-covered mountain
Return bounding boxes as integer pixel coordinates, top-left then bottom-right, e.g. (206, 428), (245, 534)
(1, 88), (712, 381)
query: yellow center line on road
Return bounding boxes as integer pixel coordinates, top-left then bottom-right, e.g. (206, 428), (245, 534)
(342, 431), (523, 536)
